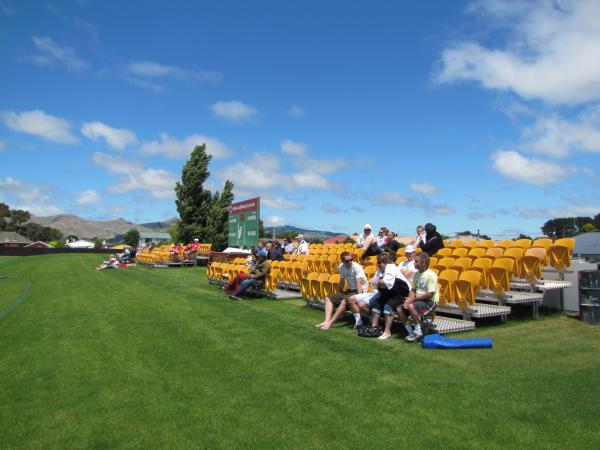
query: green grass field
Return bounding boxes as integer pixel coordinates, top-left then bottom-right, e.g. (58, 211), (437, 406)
(1, 254), (599, 449)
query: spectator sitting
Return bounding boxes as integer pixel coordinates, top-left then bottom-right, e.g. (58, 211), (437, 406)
(356, 224), (373, 249)
(296, 234), (309, 256)
(370, 253), (411, 340)
(184, 238), (200, 259)
(229, 248), (271, 301)
(273, 240), (284, 260)
(266, 241), (283, 261)
(413, 225), (425, 247)
(347, 269), (380, 329)
(398, 253), (438, 343)
(96, 256), (119, 270)
(360, 225), (381, 262)
(386, 232), (402, 259)
(398, 245), (417, 284)
(315, 251), (368, 330)
(119, 246), (132, 263)
(169, 243), (183, 261)
(283, 237), (295, 255)
(418, 223), (444, 256)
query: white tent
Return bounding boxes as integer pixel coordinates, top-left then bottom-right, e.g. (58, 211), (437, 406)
(67, 239), (94, 249)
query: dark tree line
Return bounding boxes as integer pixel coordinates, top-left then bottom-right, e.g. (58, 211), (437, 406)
(174, 144), (234, 251)
(0, 203), (63, 242)
(541, 214), (600, 239)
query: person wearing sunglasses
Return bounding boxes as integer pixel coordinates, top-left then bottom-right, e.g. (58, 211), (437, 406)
(316, 252), (368, 331)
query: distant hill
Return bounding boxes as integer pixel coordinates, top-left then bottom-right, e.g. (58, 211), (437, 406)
(30, 214), (155, 240)
(30, 214), (339, 242)
(267, 225), (339, 241)
(139, 218), (178, 232)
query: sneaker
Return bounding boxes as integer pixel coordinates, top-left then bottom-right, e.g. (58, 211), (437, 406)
(353, 321), (364, 330)
(405, 330), (423, 343)
(378, 332), (391, 340)
(229, 295), (243, 301)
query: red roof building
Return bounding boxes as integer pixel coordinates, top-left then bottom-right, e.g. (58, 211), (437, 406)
(323, 234), (349, 244)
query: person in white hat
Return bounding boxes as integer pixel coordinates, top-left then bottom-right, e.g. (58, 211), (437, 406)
(296, 234), (309, 256)
(356, 224), (373, 249)
(398, 245), (417, 284)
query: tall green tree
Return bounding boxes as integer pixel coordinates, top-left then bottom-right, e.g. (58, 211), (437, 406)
(123, 229), (140, 247)
(175, 144), (213, 244)
(205, 180), (234, 251)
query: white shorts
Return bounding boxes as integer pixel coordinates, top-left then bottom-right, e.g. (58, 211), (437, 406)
(351, 292), (376, 306)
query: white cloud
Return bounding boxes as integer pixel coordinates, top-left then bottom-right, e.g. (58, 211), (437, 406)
(109, 168), (178, 199)
(25, 36), (89, 71)
(437, 0), (600, 105)
(0, 176), (63, 216)
(81, 121), (138, 150)
(491, 150), (572, 185)
(0, 2), (15, 15)
(92, 152), (176, 199)
(521, 108), (600, 158)
(410, 182), (438, 195)
(517, 204), (600, 219)
(286, 105), (305, 117)
(139, 133), (230, 159)
(127, 60), (221, 82)
(261, 195), (301, 209)
(77, 189), (100, 205)
(0, 139), (5, 150)
(220, 153), (282, 191)
(281, 139), (307, 156)
(370, 191), (408, 206)
(292, 172), (330, 189)
(263, 215), (288, 227)
(211, 100), (258, 122)
(304, 157), (346, 174)
(92, 152), (143, 175)
(1, 109), (78, 143)
(322, 202), (345, 214)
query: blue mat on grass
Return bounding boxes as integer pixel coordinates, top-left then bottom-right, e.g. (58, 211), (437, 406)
(422, 334), (492, 349)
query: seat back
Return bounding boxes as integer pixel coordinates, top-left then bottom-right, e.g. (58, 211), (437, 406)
(301, 272), (319, 300)
(438, 269), (459, 305)
(532, 238), (553, 250)
(495, 240), (513, 249)
(467, 247), (486, 261)
(483, 247), (504, 261)
(503, 247), (524, 276)
(264, 269), (280, 293)
(323, 273), (342, 298)
(454, 270), (482, 308)
(477, 240), (496, 249)
(471, 258), (493, 288)
(450, 257), (472, 274)
(447, 240), (463, 249)
(514, 239), (533, 249)
(489, 258), (515, 292)
(463, 240), (479, 249)
(436, 248), (453, 257)
(451, 247), (469, 258)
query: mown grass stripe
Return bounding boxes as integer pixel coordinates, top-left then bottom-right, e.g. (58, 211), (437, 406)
(0, 281), (32, 321)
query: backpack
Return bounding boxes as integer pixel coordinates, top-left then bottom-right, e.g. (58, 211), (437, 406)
(356, 326), (383, 337)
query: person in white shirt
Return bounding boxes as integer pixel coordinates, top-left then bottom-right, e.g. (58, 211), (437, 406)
(398, 245), (417, 284)
(296, 234), (309, 256)
(370, 253), (411, 340)
(413, 225), (425, 247)
(316, 252), (368, 331)
(356, 224), (373, 249)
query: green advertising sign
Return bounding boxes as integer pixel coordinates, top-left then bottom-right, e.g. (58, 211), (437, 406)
(228, 197), (260, 247)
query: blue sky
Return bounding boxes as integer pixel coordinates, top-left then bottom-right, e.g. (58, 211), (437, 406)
(1, 0), (599, 238)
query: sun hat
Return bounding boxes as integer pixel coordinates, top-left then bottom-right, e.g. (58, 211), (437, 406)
(364, 224), (372, 230)
(405, 245), (415, 253)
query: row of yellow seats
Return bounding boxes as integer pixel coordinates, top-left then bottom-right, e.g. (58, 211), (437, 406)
(443, 237), (575, 262)
(437, 270), (483, 309)
(300, 265), (380, 304)
(206, 262), (280, 295)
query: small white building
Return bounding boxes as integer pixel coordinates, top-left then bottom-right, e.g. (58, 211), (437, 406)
(66, 239), (94, 249)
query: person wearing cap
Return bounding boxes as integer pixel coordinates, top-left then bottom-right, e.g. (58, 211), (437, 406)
(184, 238), (200, 259)
(229, 247), (271, 300)
(356, 224), (373, 248)
(398, 245), (417, 284)
(315, 251), (367, 330)
(296, 234), (309, 256)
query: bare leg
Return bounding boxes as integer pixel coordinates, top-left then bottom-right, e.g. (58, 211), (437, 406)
(315, 297), (334, 327)
(321, 300), (347, 330)
(406, 303), (421, 324)
(383, 314), (394, 335)
(371, 312), (381, 329)
(347, 296), (361, 314)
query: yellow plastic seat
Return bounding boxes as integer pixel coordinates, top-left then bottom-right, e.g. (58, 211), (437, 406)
(454, 270), (482, 309)
(520, 247), (547, 280)
(447, 240), (463, 249)
(532, 238), (553, 250)
(322, 273), (342, 300)
(395, 256), (407, 265)
(301, 272), (319, 300)
(466, 247), (486, 262)
(364, 266), (377, 289)
(436, 248), (453, 257)
(438, 269), (459, 306)
(495, 240), (514, 249)
(449, 257), (472, 274)
(463, 240), (479, 249)
(481, 247), (504, 262)
(451, 248), (469, 258)
(311, 273), (331, 302)
(489, 258), (515, 293)
(513, 239), (533, 249)
(503, 247), (525, 276)
(264, 269), (280, 293)
(548, 238), (575, 271)
(477, 240), (496, 249)
(431, 257), (456, 273)
(470, 258), (493, 288)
